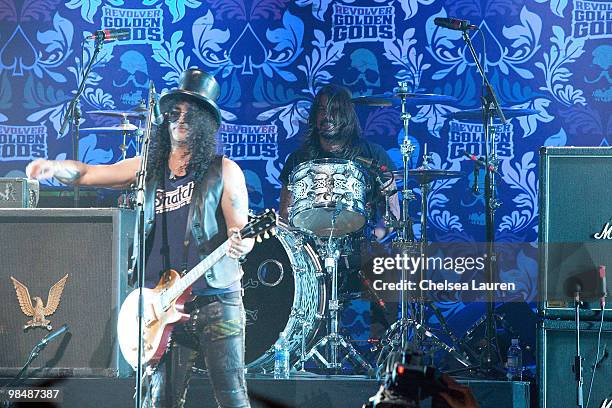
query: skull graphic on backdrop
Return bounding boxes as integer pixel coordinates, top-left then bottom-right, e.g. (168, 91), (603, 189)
(585, 45), (612, 103)
(343, 48), (380, 97)
(113, 50), (150, 107)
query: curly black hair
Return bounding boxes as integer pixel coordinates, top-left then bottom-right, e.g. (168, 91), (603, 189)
(302, 83), (363, 160)
(146, 99), (219, 185)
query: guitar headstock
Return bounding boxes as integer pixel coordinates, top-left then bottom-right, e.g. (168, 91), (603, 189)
(241, 209), (278, 242)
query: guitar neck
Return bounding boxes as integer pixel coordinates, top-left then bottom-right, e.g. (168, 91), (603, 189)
(164, 240), (229, 303)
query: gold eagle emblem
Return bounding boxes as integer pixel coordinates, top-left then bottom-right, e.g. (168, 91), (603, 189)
(10, 274), (68, 331)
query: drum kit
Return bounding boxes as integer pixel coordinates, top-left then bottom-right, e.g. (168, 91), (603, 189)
(238, 82), (539, 376)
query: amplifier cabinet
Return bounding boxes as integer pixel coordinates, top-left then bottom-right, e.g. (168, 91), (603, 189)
(539, 147), (612, 317)
(0, 208), (135, 377)
(538, 319), (612, 408)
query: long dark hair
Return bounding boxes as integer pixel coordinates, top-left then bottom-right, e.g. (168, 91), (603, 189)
(303, 84), (363, 160)
(146, 99), (219, 185)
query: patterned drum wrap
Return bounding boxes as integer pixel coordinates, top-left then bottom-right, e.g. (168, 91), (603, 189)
(288, 159), (368, 236)
(241, 224), (326, 372)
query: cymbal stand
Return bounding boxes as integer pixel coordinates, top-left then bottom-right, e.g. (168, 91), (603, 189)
(378, 131), (471, 367)
(395, 81), (418, 350)
(416, 147), (472, 365)
(302, 207), (373, 372)
(119, 115), (131, 161)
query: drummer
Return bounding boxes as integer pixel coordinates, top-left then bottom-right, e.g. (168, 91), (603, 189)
(279, 83), (400, 237)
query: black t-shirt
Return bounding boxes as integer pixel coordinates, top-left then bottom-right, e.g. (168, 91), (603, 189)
(144, 170), (239, 295)
(279, 139), (396, 186)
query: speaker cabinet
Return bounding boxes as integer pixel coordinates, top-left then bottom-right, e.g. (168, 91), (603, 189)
(538, 319), (612, 408)
(539, 147), (612, 317)
(0, 208), (134, 377)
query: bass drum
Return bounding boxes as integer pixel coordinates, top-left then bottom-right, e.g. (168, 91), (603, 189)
(241, 224), (326, 372)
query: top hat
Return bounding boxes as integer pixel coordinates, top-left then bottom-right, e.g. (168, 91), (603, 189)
(158, 68), (221, 126)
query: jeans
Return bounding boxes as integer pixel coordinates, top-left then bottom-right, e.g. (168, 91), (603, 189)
(143, 292), (250, 408)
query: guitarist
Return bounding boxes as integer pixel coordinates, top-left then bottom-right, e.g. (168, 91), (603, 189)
(26, 68), (254, 408)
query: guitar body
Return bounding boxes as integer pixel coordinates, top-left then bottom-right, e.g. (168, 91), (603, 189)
(117, 270), (192, 370)
(116, 209), (278, 370)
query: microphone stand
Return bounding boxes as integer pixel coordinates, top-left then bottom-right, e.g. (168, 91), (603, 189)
(574, 291), (584, 408)
(0, 331), (66, 407)
(461, 28), (506, 374)
(59, 38), (104, 208)
(132, 81), (156, 408)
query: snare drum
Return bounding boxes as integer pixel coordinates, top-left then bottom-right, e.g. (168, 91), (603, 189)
(288, 158), (368, 236)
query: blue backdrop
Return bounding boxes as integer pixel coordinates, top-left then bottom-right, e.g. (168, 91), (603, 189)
(1, 0), (610, 368)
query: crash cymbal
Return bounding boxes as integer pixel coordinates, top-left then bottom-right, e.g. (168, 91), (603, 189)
(352, 92), (458, 106)
(81, 123), (139, 132)
(87, 110), (147, 120)
(392, 169), (464, 184)
(444, 107), (539, 121)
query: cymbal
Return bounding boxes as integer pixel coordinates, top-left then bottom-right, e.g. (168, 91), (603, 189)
(87, 110), (147, 120)
(352, 92), (458, 106)
(81, 123), (139, 132)
(444, 107), (539, 121)
(391, 169), (464, 184)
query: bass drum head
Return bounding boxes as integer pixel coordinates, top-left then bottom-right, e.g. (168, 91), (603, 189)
(242, 233), (294, 364)
(241, 225), (324, 371)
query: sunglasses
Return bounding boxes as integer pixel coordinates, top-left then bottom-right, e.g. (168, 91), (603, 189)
(167, 110), (191, 123)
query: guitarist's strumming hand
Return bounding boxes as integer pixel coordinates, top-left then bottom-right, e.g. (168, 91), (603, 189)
(226, 227), (254, 259)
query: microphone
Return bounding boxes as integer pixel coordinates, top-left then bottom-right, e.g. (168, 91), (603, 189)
(462, 151), (498, 175)
(353, 156), (389, 173)
(85, 28), (130, 42)
(150, 83), (164, 126)
(434, 17), (478, 31)
(37, 324), (69, 349)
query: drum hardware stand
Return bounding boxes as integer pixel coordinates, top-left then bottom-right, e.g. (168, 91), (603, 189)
(378, 131), (472, 367)
(302, 206), (373, 372)
(292, 309), (312, 372)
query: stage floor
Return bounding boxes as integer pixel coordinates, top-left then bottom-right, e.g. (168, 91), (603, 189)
(1, 375), (530, 408)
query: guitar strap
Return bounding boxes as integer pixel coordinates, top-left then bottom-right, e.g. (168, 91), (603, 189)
(181, 182), (202, 276)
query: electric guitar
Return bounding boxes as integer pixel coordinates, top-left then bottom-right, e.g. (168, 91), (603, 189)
(117, 209), (278, 369)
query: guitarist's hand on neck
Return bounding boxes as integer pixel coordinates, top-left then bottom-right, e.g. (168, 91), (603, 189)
(227, 226), (254, 259)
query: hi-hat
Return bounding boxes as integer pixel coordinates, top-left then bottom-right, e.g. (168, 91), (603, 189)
(81, 123), (139, 132)
(352, 92), (458, 106)
(87, 110), (147, 120)
(391, 169), (464, 184)
(444, 107), (539, 121)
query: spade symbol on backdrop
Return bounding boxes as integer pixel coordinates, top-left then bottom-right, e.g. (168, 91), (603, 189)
(0, 26), (38, 76)
(228, 24), (267, 75)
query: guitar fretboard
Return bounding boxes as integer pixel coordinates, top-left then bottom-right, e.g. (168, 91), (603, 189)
(162, 240), (230, 307)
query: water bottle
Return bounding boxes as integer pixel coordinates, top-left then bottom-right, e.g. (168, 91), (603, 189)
(506, 338), (523, 381)
(274, 332), (290, 379)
